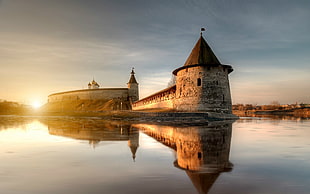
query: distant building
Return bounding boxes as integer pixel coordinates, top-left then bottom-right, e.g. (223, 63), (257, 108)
(88, 79), (100, 89)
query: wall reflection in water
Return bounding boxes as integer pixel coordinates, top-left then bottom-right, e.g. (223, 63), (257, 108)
(44, 118), (234, 194)
(44, 119), (139, 161)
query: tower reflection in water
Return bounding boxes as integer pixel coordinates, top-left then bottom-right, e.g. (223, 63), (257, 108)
(45, 118), (233, 194)
(133, 121), (233, 194)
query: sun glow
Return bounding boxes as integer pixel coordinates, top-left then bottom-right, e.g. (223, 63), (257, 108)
(31, 101), (42, 109)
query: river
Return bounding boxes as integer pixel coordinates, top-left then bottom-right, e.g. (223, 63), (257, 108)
(0, 116), (309, 194)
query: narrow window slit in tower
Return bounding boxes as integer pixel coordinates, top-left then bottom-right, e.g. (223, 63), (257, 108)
(197, 78), (201, 86)
(198, 152), (202, 159)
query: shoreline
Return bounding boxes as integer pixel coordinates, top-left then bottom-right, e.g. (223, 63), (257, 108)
(1, 111), (309, 124)
(0, 110), (239, 124)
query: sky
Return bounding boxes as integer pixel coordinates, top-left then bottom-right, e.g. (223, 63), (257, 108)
(0, 0), (309, 106)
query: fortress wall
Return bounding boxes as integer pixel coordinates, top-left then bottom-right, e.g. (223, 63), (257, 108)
(132, 86), (176, 110)
(133, 100), (175, 110)
(48, 88), (129, 102)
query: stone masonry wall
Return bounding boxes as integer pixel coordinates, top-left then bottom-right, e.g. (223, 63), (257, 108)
(48, 88), (129, 103)
(134, 100), (174, 110)
(128, 83), (139, 102)
(174, 66), (232, 113)
(132, 86), (176, 110)
(132, 65), (232, 113)
(174, 66), (203, 111)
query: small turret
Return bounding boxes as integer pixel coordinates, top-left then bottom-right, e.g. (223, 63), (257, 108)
(127, 68), (139, 102)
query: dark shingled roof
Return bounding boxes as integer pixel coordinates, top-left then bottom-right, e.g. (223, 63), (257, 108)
(128, 69), (138, 84)
(183, 35), (221, 66)
(173, 35), (233, 75)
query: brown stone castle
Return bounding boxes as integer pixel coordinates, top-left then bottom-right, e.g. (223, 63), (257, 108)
(132, 33), (234, 115)
(47, 33), (234, 116)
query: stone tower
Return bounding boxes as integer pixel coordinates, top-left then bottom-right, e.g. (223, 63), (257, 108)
(172, 34), (233, 113)
(127, 68), (139, 102)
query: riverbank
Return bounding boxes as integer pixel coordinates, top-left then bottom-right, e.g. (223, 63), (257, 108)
(1, 109), (238, 124)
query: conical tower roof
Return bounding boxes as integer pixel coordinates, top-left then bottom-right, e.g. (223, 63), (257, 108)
(129, 144), (138, 162)
(186, 171), (220, 194)
(183, 35), (221, 67)
(173, 34), (233, 75)
(128, 68), (138, 84)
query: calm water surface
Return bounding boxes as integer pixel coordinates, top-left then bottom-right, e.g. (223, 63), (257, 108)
(0, 116), (310, 194)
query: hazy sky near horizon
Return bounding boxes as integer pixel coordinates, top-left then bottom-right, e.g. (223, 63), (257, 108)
(0, 0), (309, 105)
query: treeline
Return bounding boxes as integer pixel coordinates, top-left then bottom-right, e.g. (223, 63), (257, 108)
(0, 100), (30, 114)
(233, 103), (310, 111)
(233, 102), (310, 118)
